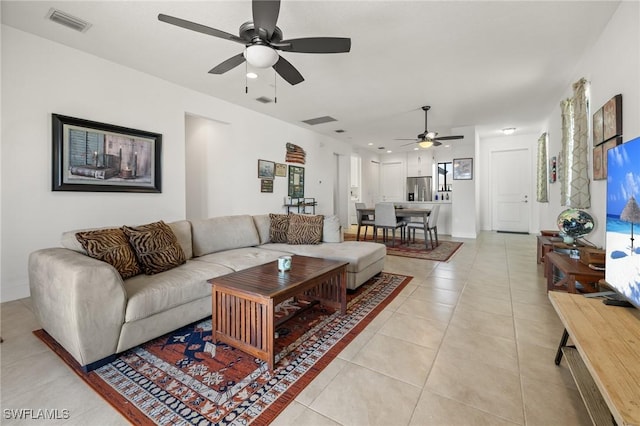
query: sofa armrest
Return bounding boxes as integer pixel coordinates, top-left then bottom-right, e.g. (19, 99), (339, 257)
(28, 248), (127, 368)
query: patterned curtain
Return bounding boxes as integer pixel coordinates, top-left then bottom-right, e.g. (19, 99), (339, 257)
(560, 78), (591, 208)
(536, 132), (548, 202)
(560, 99), (573, 205)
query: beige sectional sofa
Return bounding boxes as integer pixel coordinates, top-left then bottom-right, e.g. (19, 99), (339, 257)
(28, 214), (385, 371)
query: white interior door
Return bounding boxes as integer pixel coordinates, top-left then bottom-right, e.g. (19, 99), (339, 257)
(380, 162), (404, 202)
(491, 148), (531, 232)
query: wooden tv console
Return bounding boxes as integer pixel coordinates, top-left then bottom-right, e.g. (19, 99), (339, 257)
(549, 292), (640, 425)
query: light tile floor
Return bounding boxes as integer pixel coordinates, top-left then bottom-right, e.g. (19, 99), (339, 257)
(0, 231), (591, 425)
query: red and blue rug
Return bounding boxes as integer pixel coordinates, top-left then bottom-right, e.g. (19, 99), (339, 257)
(35, 272), (412, 425)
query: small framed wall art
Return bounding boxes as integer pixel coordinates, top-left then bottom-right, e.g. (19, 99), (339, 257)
(257, 159), (275, 179)
(260, 179), (274, 193)
(592, 107), (604, 145)
(603, 94), (622, 142)
(593, 145), (604, 180)
(275, 163), (287, 177)
(288, 165), (305, 198)
(452, 158), (473, 180)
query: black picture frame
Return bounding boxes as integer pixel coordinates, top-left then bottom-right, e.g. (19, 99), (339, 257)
(288, 165), (304, 198)
(258, 159), (275, 179)
(452, 158), (473, 180)
(52, 114), (162, 192)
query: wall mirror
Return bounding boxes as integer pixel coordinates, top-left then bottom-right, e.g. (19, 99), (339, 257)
(437, 162), (452, 191)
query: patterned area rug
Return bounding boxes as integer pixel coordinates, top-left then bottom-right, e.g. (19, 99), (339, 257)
(35, 272), (412, 425)
(344, 233), (463, 262)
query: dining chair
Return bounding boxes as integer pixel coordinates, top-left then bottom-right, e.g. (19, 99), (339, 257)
(374, 202), (406, 247)
(355, 202), (375, 241)
(407, 204), (440, 249)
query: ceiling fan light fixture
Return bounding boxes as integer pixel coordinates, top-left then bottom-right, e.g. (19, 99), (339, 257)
(244, 45), (279, 68)
(425, 131), (436, 139)
(418, 140), (434, 149)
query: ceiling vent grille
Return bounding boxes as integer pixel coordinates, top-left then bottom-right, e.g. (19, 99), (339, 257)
(255, 96), (273, 104)
(46, 8), (92, 33)
(334, 129), (346, 133)
(302, 116), (337, 126)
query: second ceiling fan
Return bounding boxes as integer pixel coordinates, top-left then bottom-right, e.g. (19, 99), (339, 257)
(396, 106), (464, 148)
(158, 0), (351, 86)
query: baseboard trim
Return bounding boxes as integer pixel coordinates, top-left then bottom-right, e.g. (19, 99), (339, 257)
(497, 230), (529, 235)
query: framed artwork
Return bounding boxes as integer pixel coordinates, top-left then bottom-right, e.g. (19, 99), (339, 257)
(257, 159), (275, 179)
(52, 114), (162, 192)
(592, 145), (604, 180)
(602, 136), (622, 178)
(592, 107), (604, 145)
(260, 179), (273, 193)
(288, 165), (305, 198)
(275, 163), (287, 177)
(603, 94), (622, 142)
(452, 158), (473, 180)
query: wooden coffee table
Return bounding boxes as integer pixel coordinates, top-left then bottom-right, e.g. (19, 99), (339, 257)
(208, 255), (348, 370)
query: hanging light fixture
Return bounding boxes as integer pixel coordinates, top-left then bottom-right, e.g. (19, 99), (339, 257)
(244, 45), (279, 68)
(419, 140), (434, 148)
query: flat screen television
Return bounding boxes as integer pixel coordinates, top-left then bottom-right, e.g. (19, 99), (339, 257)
(605, 136), (640, 309)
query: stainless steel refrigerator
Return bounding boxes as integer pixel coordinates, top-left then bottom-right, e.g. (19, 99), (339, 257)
(407, 176), (432, 202)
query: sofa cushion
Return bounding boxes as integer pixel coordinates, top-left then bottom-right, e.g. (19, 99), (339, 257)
(269, 213), (290, 243)
(123, 260), (233, 322)
(252, 214), (271, 244)
(75, 228), (142, 279)
(191, 215), (260, 257)
(287, 214), (324, 245)
(322, 215), (343, 243)
(194, 247), (293, 272)
(123, 221), (186, 275)
(167, 220), (193, 260)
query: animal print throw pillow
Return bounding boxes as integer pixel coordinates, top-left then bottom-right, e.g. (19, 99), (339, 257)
(75, 228), (142, 279)
(123, 221), (186, 275)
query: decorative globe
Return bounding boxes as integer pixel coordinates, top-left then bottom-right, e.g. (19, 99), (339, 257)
(557, 209), (595, 244)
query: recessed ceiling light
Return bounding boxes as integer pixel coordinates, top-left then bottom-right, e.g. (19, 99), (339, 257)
(413, 147), (419, 151)
(386, 150), (392, 153)
(367, 142), (373, 146)
(502, 127), (516, 135)
(246, 72), (258, 79)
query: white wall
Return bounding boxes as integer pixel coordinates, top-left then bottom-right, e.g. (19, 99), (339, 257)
(450, 126), (478, 239)
(538, 1), (640, 248)
(1, 26), (350, 302)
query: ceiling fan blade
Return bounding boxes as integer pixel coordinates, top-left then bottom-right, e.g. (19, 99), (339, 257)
(432, 141), (443, 147)
(394, 138), (418, 141)
(273, 56), (304, 85)
(434, 135), (464, 141)
(401, 141), (418, 147)
(276, 37), (351, 53)
(208, 53), (246, 74)
(158, 14), (246, 44)
(252, 0), (280, 40)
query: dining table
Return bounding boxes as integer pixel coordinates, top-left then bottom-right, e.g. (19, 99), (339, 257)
(356, 206), (431, 244)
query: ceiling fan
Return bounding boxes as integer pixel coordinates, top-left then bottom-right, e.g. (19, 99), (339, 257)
(158, 0), (351, 86)
(395, 106), (464, 148)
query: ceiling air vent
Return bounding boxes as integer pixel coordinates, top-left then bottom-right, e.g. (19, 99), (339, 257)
(334, 129), (346, 133)
(255, 96), (273, 104)
(46, 8), (92, 33)
(302, 116), (337, 126)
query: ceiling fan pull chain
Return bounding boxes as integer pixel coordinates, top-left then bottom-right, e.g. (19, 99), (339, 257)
(245, 61), (248, 94)
(274, 70), (277, 104)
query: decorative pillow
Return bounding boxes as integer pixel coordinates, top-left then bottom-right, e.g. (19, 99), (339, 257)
(122, 221), (186, 275)
(75, 228), (142, 279)
(269, 213), (290, 243)
(287, 214), (324, 245)
(322, 215), (343, 243)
